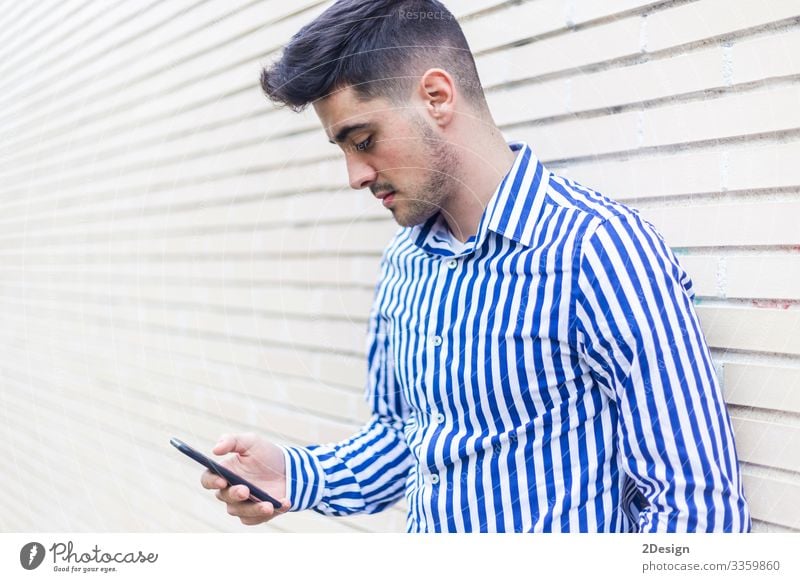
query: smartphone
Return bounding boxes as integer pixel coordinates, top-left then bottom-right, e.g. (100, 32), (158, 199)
(170, 437), (282, 508)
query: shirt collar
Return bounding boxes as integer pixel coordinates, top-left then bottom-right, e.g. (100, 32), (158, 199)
(410, 140), (551, 258)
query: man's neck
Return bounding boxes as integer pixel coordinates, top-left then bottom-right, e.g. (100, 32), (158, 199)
(441, 136), (518, 244)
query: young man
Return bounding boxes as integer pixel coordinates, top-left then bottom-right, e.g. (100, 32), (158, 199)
(200, 0), (751, 532)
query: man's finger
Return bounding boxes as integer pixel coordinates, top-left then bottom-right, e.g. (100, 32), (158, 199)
(239, 506), (277, 526)
(223, 499), (273, 520)
(214, 485), (248, 504)
(212, 432), (257, 456)
(200, 470), (227, 490)
(229, 485), (250, 500)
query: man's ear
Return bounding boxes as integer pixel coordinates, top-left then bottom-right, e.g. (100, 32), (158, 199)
(418, 68), (456, 127)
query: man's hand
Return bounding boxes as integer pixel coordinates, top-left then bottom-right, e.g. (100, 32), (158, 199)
(200, 432), (291, 526)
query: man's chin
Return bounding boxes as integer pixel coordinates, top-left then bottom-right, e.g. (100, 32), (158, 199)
(391, 206), (439, 229)
(393, 212), (427, 228)
(393, 216), (413, 228)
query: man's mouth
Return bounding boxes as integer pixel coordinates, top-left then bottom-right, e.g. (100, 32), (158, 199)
(376, 190), (396, 207)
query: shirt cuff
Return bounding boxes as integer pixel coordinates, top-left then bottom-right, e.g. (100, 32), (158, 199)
(277, 444), (326, 512)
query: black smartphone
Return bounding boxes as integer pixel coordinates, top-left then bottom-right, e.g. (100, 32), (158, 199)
(170, 437), (282, 508)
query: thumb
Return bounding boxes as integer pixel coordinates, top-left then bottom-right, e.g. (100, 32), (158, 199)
(212, 433), (257, 456)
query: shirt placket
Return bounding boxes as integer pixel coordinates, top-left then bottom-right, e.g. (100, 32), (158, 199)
(419, 252), (465, 490)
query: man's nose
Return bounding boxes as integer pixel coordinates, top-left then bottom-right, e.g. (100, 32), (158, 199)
(346, 156), (377, 190)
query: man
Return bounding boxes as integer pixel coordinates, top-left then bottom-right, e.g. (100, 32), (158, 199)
(200, 0), (751, 532)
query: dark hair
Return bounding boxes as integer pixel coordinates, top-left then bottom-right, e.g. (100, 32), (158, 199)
(260, 0), (488, 114)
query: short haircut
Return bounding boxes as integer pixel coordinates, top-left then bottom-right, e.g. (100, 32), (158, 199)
(260, 0), (489, 114)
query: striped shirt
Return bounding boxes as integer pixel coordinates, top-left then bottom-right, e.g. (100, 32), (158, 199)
(279, 140), (751, 532)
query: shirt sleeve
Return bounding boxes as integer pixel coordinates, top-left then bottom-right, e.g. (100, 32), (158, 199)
(277, 255), (414, 516)
(574, 212), (751, 532)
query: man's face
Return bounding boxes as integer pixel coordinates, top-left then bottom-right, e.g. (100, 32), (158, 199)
(314, 86), (460, 228)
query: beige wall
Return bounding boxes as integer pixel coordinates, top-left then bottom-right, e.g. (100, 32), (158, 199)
(0, 0), (798, 532)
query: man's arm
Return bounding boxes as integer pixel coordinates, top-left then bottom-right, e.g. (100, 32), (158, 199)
(279, 256), (414, 516)
(575, 211), (751, 532)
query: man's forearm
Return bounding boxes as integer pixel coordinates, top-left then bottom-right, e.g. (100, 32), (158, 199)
(279, 412), (413, 516)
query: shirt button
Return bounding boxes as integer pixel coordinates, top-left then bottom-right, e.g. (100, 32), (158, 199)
(430, 474), (440, 485)
(431, 335), (443, 347)
(447, 259), (458, 269)
(435, 413), (445, 424)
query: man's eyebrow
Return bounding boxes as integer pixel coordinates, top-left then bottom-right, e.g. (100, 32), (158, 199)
(328, 122), (373, 145)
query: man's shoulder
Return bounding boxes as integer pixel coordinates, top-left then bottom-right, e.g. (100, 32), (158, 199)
(550, 173), (695, 298)
(544, 172), (675, 260)
(545, 172), (643, 230)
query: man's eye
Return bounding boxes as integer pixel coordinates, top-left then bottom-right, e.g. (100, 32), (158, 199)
(354, 137), (372, 152)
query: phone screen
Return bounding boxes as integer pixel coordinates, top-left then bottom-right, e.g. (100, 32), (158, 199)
(170, 437), (281, 508)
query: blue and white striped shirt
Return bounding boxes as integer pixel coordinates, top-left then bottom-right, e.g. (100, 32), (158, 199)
(279, 140), (751, 532)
